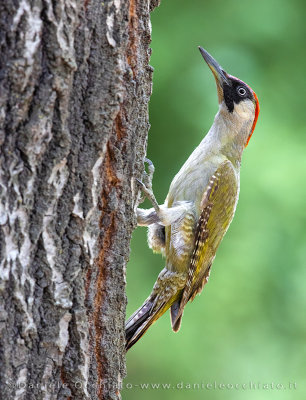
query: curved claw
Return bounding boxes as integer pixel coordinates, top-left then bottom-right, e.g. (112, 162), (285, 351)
(136, 178), (146, 189)
(144, 157), (153, 166)
(144, 157), (155, 171)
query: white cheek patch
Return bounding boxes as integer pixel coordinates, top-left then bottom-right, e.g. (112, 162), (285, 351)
(234, 99), (254, 120)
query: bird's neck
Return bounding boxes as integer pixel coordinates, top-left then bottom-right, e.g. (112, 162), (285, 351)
(202, 101), (254, 167)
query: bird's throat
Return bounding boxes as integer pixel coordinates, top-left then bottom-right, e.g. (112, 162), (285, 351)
(210, 101), (255, 163)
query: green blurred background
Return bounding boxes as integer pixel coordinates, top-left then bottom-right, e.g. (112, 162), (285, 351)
(124, 0), (306, 399)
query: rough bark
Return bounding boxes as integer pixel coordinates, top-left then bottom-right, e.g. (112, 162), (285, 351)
(0, 0), (159, 399)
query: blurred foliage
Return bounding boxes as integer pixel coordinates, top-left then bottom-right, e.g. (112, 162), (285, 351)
(124, 0), (306, 399)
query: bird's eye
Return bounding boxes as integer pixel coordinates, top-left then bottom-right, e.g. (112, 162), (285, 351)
(237, 87), (247, 96)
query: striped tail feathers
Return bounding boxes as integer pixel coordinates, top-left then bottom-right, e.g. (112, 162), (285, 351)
(125, 297), (163, 351)
(125, 268), (186, 351)
(170, 300), (183, 332)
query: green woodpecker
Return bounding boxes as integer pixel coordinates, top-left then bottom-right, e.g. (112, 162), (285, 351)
(126, 46), (260, 350)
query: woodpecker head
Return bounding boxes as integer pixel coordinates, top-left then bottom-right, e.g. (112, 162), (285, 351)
(199, 46), (260, 147)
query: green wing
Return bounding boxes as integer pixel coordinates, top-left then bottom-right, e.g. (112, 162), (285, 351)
(173, 160), (239, 326)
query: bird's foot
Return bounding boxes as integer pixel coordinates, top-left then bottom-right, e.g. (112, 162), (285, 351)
(136, 178), (160, 213)
(137, 158), (159, 211)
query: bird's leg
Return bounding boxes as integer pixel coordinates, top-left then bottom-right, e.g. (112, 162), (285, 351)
(136, 177), (161, 226)
(137, 186), (193, 228)
(137, 158), (193, 227)
(138, 158), (156, 205)
(137, 158), (161, 226)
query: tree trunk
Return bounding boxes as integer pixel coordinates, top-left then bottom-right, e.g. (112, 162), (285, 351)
(0, 0), (159, 398)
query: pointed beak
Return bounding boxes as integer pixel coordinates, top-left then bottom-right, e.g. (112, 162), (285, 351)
(198, 46), (230, 103)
